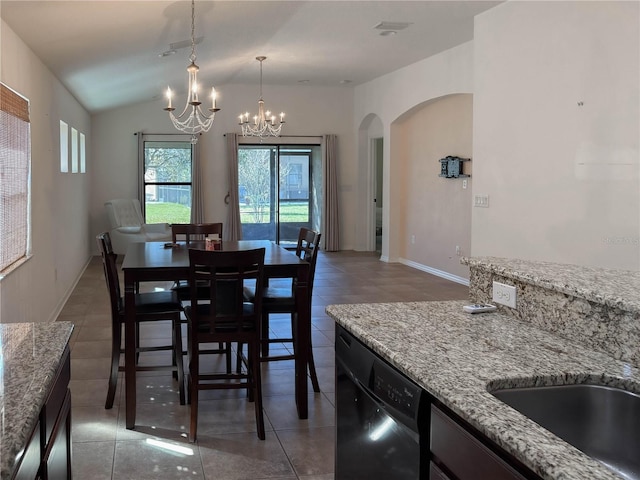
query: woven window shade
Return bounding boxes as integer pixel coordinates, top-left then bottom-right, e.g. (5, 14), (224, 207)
(0, 83), (31, 274)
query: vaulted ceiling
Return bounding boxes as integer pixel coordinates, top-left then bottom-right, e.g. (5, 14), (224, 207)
(1, 1), (501, 113)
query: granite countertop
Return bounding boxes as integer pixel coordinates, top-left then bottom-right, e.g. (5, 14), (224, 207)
(462, 256), (640, 314)
(326, 300), (639, 480)
(0, 322), (74, 480)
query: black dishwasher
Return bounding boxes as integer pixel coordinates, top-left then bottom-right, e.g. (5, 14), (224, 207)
(336, 325), (429, 479)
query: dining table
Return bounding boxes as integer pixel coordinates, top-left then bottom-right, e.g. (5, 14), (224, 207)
(121, 239), (311, 429)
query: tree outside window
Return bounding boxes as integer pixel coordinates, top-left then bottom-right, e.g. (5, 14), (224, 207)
(143, 141), (192, 223)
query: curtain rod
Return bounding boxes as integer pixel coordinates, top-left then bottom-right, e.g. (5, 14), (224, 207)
(134, 132), (200, 136)
(223, 134), (323, 138)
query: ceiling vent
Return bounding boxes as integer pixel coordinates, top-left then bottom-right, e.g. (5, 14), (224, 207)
(373, 21), (412, 32)
(169, 36), (203, 51)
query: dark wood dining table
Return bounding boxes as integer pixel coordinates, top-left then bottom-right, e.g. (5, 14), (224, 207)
(121, 240), (311, 429)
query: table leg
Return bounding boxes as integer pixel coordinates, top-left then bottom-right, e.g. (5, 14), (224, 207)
(294, 266), (310, 419)
(124, 273), (137, 429)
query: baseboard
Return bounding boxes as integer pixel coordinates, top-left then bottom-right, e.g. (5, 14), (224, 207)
(398, 258), (470, 286)
(48, 255), (94, 323)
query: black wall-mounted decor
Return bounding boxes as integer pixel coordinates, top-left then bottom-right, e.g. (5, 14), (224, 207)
(439, 156), (470, 178)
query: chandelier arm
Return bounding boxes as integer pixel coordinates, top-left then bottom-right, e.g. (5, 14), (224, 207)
(173, 102), (193, 120)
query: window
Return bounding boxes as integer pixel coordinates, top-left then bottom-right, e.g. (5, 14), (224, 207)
(80, 132), (86, 173)
(142, 137), (193, 223)
(71, 127), (79, 173)
(60, 120), (69, 173)
(0, 83), (31, 277)
(60, 121), (86, 174)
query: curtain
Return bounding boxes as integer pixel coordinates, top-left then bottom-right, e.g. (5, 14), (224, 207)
(322, 134), (339, 251)
(191, 139), (203, 223)
(226, 133), (242, 240)
(136, 132), (145, 209)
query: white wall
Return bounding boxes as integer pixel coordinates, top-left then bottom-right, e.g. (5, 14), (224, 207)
(0, 20), (92, 323)
(353, 1), (640, 275)
(91, 83), (356, 250)
(395, 94), (473, 280)
(472, 1), (639, 270)
(354, 41), (475, 267)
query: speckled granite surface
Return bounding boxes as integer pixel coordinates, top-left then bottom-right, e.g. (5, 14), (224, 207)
(462, 257), (640, 367)
(327, 300), (639, 480)
(0, 322), (74, 480)
(462, 256), (640, 314)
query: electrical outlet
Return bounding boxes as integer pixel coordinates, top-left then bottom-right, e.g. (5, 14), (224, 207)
(411, 235), (415, 244)
(456, 245), (461, 256)
(492, 281), (516, 308)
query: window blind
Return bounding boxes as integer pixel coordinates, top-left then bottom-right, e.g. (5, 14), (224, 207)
(0, 83), (31, 275)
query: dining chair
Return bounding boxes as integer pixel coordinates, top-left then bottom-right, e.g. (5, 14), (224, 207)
(97, 231), (185, 408)
(170, 222), (224, 301)
(171, 222), (223, 246)
(242, 227), (322, 393)
(183, 247), (266, 442)
(170, 223), (232, 372)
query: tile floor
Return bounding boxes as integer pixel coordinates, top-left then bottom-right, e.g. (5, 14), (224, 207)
(56, 250), (468, 479)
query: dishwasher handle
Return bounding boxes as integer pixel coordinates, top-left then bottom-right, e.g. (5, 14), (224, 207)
(356, 378), (385, 406)
(336, 326), (376, 386)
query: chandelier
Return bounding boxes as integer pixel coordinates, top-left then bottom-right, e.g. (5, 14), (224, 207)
(239, 56), (285, 138)
(163, 0), (219, 143)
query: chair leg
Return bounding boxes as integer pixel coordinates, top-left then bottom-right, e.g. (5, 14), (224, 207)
(308, 342), (320, 393)
(105, 320), (122, 409)
(261, 313), (270, 356)
(188, 343), (199, 443)
(250, 341), (266, 440)
(236, 342), (244, 374)
(225, 342), (232, 374)
(135, 322), (141, 363)
(291, 313), (320, 393)
(172, 315), (185, 405)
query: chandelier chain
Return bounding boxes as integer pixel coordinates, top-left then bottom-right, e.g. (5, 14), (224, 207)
(189, 0), (196, 63)
(259, 58), (263, 100)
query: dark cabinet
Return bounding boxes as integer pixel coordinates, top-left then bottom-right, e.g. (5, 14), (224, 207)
(12, 346), (72, 480)
(430, 462), (451, 480)
(430, 404), (540, 480)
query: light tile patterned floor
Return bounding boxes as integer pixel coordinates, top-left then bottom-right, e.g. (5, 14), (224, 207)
(57, 250), (468, 479)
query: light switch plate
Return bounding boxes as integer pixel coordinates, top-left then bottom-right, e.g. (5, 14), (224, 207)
(474, 195), (489, 207)
(492, 281), (516, 308)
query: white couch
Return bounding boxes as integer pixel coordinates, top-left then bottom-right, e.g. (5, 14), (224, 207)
(104, 199), (172, 255)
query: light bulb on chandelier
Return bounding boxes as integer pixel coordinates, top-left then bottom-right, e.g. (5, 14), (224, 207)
(163, 0), (219, 144)
(239, 56), (285, 139)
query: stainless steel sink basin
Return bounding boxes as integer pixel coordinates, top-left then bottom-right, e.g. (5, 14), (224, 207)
(491, 384), (640, 480)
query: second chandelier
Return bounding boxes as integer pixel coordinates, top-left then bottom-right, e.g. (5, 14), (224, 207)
(239, 56), (285, 138)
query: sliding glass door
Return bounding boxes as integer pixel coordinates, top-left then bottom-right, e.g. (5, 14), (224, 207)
(238, 145), (317, 246)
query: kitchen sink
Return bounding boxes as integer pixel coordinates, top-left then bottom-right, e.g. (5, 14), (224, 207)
(491, 384), (640, 480)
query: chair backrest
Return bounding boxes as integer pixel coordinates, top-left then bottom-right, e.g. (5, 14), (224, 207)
(104, 199), (145, 229)
(172, 223), (223, 244)
(188, 248), (265, 334)
(96, 231), (123, 316)
(295, 228), (322, 296)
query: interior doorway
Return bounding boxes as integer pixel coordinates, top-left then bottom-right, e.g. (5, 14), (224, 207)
(373, 137), (383, 254)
